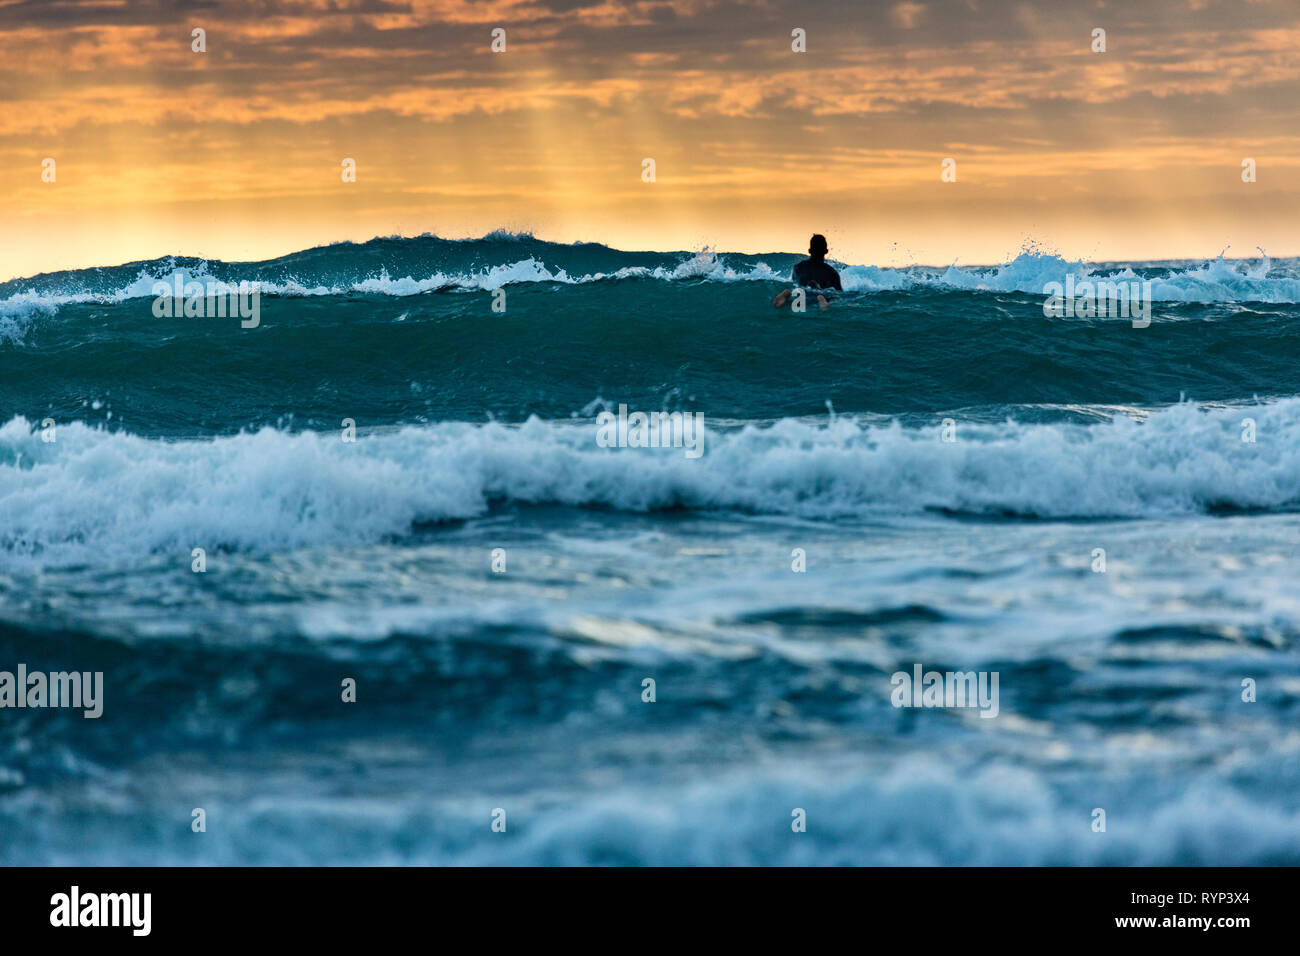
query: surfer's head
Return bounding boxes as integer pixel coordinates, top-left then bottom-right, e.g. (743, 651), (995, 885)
(809, 234), (828, 258)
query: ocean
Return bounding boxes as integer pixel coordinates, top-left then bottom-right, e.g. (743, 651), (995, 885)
(2, 233), (1299, 864)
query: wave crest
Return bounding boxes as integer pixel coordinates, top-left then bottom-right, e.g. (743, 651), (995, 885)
(3, 237), (1299, 333)
(2, 400), (1298, 568)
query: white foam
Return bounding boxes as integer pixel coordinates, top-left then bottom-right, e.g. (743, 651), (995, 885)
(440, 762), (1300, 865)
(3, 400), (1299, 569)
(18, 758), (1296, 864)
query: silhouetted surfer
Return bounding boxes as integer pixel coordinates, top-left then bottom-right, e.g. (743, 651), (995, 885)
(773, 234), (842, 310)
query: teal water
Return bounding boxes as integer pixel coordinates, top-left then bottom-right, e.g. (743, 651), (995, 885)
(2, 236), (1299, 864)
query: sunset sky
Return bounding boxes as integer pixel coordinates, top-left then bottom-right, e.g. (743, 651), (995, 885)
(2, 0), (1299, 279)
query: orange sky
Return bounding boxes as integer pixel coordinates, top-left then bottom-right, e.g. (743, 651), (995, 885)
(2, 0), (1299, 279)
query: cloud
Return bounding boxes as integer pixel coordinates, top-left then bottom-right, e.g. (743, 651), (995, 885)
(2, 0), (1299, 274)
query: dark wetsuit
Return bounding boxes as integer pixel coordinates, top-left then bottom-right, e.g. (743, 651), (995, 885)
(792, 257), (842, 291)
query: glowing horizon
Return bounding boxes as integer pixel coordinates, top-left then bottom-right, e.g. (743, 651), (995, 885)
(3, 0), (1298, 281)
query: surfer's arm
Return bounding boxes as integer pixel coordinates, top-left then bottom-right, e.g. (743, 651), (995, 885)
(772, 289), (792, 308)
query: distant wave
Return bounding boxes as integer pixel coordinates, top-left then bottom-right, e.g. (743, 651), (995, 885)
(3, 399), (1298, 568)
(3, 234), (1300, 335)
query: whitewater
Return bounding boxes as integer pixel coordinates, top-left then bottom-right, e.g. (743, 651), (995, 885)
(2, 235), (1298, 865)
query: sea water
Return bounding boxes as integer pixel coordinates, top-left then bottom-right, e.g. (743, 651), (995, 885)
(1, 234), (1298, 864)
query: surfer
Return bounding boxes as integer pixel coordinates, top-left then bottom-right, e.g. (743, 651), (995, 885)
(772, 234), (842, 310)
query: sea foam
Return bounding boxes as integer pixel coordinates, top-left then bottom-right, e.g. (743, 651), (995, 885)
(2, 399), (1298, 569)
